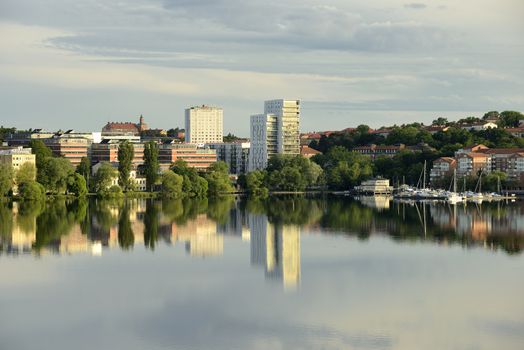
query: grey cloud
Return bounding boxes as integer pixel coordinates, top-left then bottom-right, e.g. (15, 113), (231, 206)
(404, 3), (427, 10)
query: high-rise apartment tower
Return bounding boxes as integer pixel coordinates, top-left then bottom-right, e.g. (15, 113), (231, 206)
(185, 105), (223, 144)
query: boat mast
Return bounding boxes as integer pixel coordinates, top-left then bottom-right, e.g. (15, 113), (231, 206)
(423, 160), (427, 190)
(479, 171), (482, 193)
(453, 169), (457, 193)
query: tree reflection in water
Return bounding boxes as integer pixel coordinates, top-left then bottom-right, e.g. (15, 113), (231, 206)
(0, 196), (523, 256)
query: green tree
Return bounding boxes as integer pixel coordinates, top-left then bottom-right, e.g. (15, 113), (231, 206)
(244, 170), (269, 197)
(117, 140), (134, 191)
(15, 162), (36, 186)
(483, 111), (499, 120)
(143, 141), (160, 192)
(0, 164), (14, 197)
(67, 173), (88, 196)
(432, 117), (449, 126)
(223, 133), (241, 142)
(92, 162), (118, 194)
(171, 160), (209, 197)
(206, 161), (234, 196)
(37, 157), (74, 194)
(76, 157), (91, 186)
(161, 171), (184, 198)
(18, 181), (46, 201)
(498, 111), (524, 128)
(29, 139), (53, 169)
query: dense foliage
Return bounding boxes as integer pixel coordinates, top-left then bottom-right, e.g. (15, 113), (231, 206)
(143, 141), (160, 192)
(0, 164), (13, 197)
(240, 155), (324, 194)
(308, 110), (524, 188)
(117, 140), (134, 191)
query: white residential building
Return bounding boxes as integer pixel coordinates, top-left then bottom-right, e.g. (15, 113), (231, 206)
(249, 114), (279, 171)
(249, 99), (300, 171)
(459, 122), (498, 131)
(264, 99), (300, 154)
(206, 142), (250, 175)
(185, 105), (223, 144)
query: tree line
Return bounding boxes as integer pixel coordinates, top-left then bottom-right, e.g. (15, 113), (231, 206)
(0, 139), (235, 201)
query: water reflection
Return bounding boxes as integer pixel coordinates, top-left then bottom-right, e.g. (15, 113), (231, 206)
(1, 196), (524, 276)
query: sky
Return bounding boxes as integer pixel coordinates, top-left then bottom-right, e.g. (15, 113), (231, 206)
(0, 0), (523, 136)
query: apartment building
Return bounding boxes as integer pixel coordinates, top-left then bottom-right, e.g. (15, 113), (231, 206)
(206, 142), (250, 175)
(248, 99), (300, 171)
(429, 157), (457, 182)
(185, 105), (223, 144)
(353, 144), (406, 159)
(159, 141), (217, 170)
(0, 147), (36, 173)
(91, 140), (145, 167)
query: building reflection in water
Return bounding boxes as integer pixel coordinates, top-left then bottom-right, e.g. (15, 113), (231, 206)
(2, 197), (524, 282)
(171, 214), (223, 257)
(249, 213), (301, 289)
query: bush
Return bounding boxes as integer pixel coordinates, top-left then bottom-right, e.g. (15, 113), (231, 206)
(161, 171), (184, 198)
(98, 185), (124, 198)
(18, 181), (46, 201)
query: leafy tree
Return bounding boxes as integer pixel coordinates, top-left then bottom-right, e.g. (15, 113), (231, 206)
(76, 157), (91, 185)
(432, 117), (449, 126)
(117, 140), (134, 191)
(483, 111), (499, 120)
(18, 181), (46, 201)
(498, 111), (523, 128)
(386, 126), (431, 146)
(166, 127), (183, 138)
(0, 164), (13, 197)
(171, 160), (208, 197)
(29, 139), (53, 169)
(92, 162), (118, 193)
(312, 146), (372, 190)
(0, 126), (16, 142)
(143, 141), (160, 192)
(223, 133), (241, 142)
(67, 173), (88, 196)
(161, 171), (184, 198)
(100, 185), (124, 198)
(244, 170), (268, 197)
(37, 157), (74, 194)
(206, 161), (234, 195)
(15, 162), (36, 186)
(265, 154), (323, 191)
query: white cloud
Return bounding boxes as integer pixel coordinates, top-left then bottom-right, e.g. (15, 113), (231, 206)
(0, 0), (522, 132)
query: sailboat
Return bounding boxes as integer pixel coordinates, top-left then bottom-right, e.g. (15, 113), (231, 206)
(470, 170), (484, 203)
(446, 169), (463, 204)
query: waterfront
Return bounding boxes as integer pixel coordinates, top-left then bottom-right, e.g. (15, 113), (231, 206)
(1, 196), (523, 350)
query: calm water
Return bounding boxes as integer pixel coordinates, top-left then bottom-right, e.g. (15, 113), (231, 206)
(1, 196), (523, 350)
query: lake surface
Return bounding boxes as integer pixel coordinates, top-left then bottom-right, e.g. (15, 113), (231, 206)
(1, 195), (523, 350)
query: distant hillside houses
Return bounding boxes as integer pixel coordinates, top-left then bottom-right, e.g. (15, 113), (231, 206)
(430, 144), (524, 185)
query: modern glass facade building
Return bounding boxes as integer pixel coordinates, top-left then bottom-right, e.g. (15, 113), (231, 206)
(249, 99), (300, 171)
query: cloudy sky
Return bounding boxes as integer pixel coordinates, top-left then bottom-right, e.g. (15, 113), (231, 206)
(0, 0), (523, 136)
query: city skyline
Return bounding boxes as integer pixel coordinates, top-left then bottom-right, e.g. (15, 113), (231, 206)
(1, 0), (523, 135)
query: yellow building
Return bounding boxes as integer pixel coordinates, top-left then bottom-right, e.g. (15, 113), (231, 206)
(0, 147), (36, 173)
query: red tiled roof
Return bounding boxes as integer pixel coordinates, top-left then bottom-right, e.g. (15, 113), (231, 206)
(103, 122), (139, 131)
(300, 145), (321, 155)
